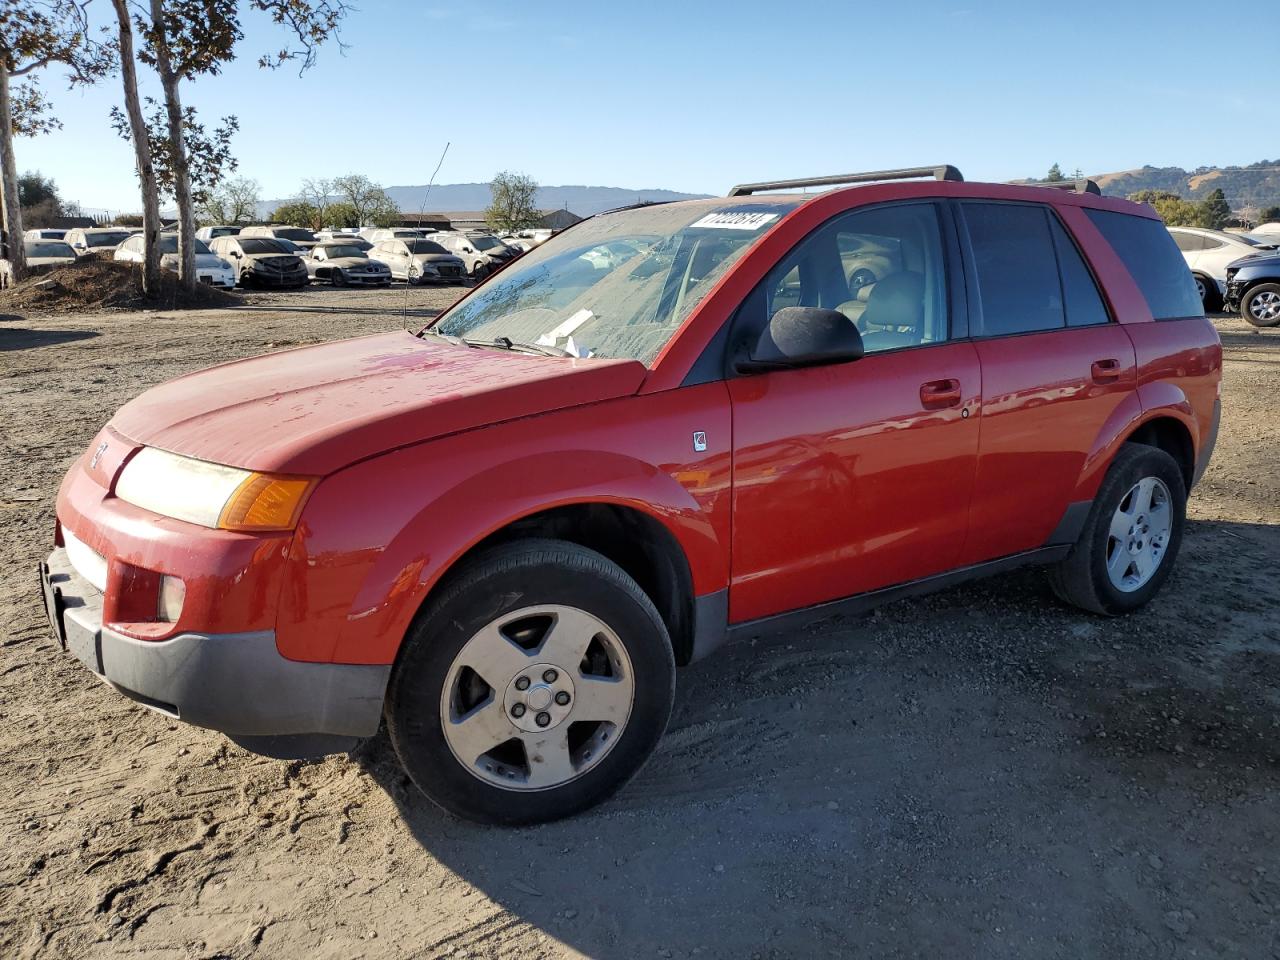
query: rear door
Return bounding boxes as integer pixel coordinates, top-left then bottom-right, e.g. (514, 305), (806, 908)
(728, 201), (982, 623)
(957, 201), (1137, 564)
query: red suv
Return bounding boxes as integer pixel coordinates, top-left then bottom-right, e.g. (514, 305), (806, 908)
(40, 167), (1221, 824)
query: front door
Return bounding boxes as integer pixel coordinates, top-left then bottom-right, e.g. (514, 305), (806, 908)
(728, 202), (981, 624)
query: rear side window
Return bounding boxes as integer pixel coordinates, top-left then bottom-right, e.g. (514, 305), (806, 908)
(1085, 210), (1202, 320)
(1048, 217), (1111, 328)
(962, 203), (1064, 335)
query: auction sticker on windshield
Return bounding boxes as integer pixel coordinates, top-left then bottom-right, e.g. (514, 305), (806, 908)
(688, 212), (780, 231)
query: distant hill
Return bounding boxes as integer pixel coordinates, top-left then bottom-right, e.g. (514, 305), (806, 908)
(260, 183), (712, 220)
(1090, 161), (1280, 210)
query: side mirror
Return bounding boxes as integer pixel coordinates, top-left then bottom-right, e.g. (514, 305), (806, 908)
(463, 246), (474, 254)
(736, 306), (864, 374)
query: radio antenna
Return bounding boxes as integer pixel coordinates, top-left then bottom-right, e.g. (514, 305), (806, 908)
(404, 140), (451, 329)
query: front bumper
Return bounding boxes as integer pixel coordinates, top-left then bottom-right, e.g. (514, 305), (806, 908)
(249, 269), (309, 287)
(41, 547), (389, 756)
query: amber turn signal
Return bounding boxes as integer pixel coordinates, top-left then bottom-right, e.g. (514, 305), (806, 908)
(217, 473), (316, 532)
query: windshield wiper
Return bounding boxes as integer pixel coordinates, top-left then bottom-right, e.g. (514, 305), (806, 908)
(468, 336), (574, 358)
(419, 329), (469, 347)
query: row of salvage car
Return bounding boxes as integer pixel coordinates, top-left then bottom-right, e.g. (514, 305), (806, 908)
(20, 222), (544, 290)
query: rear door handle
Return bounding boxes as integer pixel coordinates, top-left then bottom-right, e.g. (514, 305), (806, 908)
(1091, 358), (1121, 383)
(919, 378), (962, 409)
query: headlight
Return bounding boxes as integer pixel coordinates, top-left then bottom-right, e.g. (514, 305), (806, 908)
(115, 447), (316, 532)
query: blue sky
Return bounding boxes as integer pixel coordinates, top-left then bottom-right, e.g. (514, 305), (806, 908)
(18, 0), (1280, 214)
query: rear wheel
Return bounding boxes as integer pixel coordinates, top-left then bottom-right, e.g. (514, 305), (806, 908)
(386, 540), (675, 825)
(1047, 444), (1186, 616)
(1241, 282), (1280, 327)
(1193, 274), (1221, 312)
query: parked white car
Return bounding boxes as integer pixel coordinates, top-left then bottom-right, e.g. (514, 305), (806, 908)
(1167, 227), (1274, 309)
(24, 228), (67, 241)
(238, 225), (320, 252)
(195, 225), (243, 242)
(423, 231), (518, 279)
(24, 239), (77, 268)
(64, 227), (134, 257)
(361, 227), (426, 243)
(114, 233), (236, 289)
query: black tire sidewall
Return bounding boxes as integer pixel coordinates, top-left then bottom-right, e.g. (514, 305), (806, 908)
(386, 542), (676, 825)
(1078, 446), (1186, 614)
(1242, 283), (1280, 327)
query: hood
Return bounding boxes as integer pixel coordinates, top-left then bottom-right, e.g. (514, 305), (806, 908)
(413, 253), (465, 265)
(325, 256), (384, 269)
(246, 251), (303, 265)
(1229, 252), (1280, 270)
(29, 256), (76, 267)
(108, 331), (648, 475)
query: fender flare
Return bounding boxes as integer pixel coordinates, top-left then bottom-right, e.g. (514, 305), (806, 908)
(288, 448), (728, 666)
(1072, 383), (1199, 503)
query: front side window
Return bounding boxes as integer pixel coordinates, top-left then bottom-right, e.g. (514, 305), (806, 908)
(750, 202), (949, 356)
(1085, 209), (1202, 320)
(432, 201), (797, 363)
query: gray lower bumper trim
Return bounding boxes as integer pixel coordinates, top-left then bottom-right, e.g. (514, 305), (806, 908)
(47, 548), (389, 741)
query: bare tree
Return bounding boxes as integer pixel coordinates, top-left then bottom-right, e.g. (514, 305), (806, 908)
(131, 0), (350, 291)
(332, 173), (397, 227)
(109, 0), (162, 294)
(198, 175), (260, 224)
(298, 176), (333, 228)
(0, 0), (106, 281)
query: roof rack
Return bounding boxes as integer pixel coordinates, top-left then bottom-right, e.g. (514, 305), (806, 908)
(727, 165), (964, 197)
(1026, 178), (1102, 196)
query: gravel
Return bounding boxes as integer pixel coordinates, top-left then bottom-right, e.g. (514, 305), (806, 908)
(1, 297), (1277, 959)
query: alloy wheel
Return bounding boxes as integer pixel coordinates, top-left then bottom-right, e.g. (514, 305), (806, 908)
(1105, 476), (1172, 592)
(439, 605), (635, 791)
(1248, 290), (1280, 323)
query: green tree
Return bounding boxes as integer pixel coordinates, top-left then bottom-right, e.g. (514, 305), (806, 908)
(485, 170), (540, 233)
(1197, 188), (1231, 230)
(271, 199), (319, 227)
(1129, 190), (1202, 227)
(1045, 163), (1065, 183)
(0, 1), (109, 280)
(324, 200), (359, 228)
(17, 169), (60, 227)
(1259, 205), (1280, 223)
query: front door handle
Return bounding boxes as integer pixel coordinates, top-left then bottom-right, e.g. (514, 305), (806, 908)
(919, 378), (962, 409)
(1091, 358), (1121, 383)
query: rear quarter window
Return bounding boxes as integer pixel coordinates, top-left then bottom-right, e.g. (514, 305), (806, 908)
(1085, 210), (1203, 320)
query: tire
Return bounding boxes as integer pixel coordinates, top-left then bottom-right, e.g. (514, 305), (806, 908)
(331, 269), (346, 287)
(1193, 274), (1221, 312)
(1047, 443), (1186, 616)
(386, 539), (676, 825)
(1241, 282), (1280, 327)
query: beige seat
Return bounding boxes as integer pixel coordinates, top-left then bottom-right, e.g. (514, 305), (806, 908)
(835, 281), (876, 325)
(853, 272), (924, 351)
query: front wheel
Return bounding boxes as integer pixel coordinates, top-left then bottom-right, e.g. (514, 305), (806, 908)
(386, 539), (675, 825)
(1047, 443), (1186, 616)
(1241, 282), (1280, 327)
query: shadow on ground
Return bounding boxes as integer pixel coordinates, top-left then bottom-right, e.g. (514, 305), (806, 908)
(354, 517), (1280, 958)
(0, 327), (98, 351)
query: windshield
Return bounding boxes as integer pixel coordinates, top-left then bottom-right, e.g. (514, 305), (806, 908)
(470, 235), (506, 251)
(240, 238), (291, 254)
(407, 240), (448, 255)
(158, 236), (212, 254)
(274, 228), (316, 241)
(87, 232), (131, 247)
(432, 201), (797, 363)
(320, 244), (366, 258)
(27, 241), (74, 258)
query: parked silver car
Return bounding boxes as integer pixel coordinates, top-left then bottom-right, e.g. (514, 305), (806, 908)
(239, 225), (320, 252)
(64, 227), (134, 257)
(368, 238), (467, 284)
(24, 239), (77, 269)
(305, 242), (392, 286)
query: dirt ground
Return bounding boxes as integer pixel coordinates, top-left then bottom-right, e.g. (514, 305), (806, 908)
(1, 288), (1277, 960)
